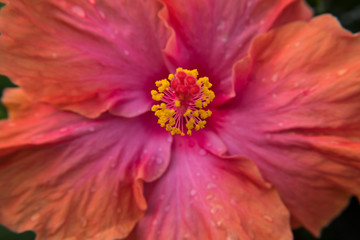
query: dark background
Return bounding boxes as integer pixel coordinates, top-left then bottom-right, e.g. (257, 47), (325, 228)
(0, 0), (360, 239)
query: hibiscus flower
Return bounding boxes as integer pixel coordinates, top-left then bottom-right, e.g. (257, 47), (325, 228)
(1, 0), (360, 239)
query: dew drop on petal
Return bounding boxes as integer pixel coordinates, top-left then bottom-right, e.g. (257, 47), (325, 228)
(263, 215), (273, 222)
(81, 217), (87, 227)
(71, 6), (86, 18)
(190, 189), (197, 196)
(30, 213), (40, 221)
(156, 157), (163, 164)
(99, 10), (106, 19)
(206, 194), (213, 200)
(207, 183), (216, 189)
(124, 50), (129, 56)
(199, 148), (207, 156)
(271, 73), (278, 82)
(337, 69), (348, 76)
(88, 0), (96, 4)
(89, 127), (95, 132)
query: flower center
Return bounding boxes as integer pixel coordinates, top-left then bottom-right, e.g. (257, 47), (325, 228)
(151, 68), (215, 136)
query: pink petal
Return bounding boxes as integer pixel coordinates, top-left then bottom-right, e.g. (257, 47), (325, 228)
(161, 0), (312, 105)
(219, 15), (360, 235)
(0, 0), (171, 118)
(0, 89), (172, 239)
(126, 137), (292, 240)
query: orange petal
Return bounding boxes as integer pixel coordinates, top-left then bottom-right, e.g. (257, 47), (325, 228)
(0, 0), (171, 118)
(0, 89), (172, 239)
(161, 0), (312, 105)
(126, 137), (292, 240)
(221, 15), (360, 235)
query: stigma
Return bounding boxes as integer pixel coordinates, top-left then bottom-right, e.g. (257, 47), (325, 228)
(151, 68), (215, 136)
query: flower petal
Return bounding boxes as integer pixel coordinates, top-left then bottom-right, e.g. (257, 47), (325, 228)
(161, 0), (312, 105)
(219, 15), (360, 235)
(0, 0), (171, 118)
(0, 89), (172, 239)
(126, 137), (292, 240)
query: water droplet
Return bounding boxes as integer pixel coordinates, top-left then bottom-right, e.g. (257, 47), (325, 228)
(278, 122), (284, 127)
(110, 162), (116, 168)
(51, 52), (58, 58)
(183, 233), (190, 239)
(294, 41), (301, 47)
(263, 215), (273, 222)
(206, 194), (213, 200)
(207, 183), (216, 189)
(272, 93), (277, 98)
(124, 50), (129, 55)
(89, 127), (95, 132)
(195, 172), (201, 177)
(271, 73), (278, 82)
(211, 175), (216, 179)
(230, 198), (237, 205)
(260, 20), (265, 25)
(71, 6), (86, 18)
(294, 82), (299, 87)
(88, 0), (96, 4)
(158, 147), (163, 152)
(337, 69), (348, 76)
(59, 127), (68, 132)
(156, 157), (163, 164)
(152, 219), (158, 225)
(216, 220), (223, 227)
(199, 149), (207, 156)
(30, 213), (40, 221)
(190, 189), (197, 196)
(81, 217), (87, 227)
(98, 10), (106, 19)
(167, 136), (173, 143)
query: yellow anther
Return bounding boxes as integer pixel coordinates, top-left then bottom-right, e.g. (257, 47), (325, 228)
(186, 118), (195, 130)
(151, 68), (214, 136)
(195, 100), (203, 108)
(152, 94), (163, 101)
(169, 118), (175, 126)
(199, 109), (208, 119)
(151, 105), (159, 111)
(207, 110), (212, 117)
(183, 109), (192, 117)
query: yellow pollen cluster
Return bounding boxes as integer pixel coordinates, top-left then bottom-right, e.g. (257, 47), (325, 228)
(151, 68), (215, 136)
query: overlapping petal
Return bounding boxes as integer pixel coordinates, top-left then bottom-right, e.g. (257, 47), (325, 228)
(0, 0), (171, 118)
(161, 0), (312, 105)
(126, 137), (292, 240)
(0, 89), (172, 239)
(217, 15), (360, 235)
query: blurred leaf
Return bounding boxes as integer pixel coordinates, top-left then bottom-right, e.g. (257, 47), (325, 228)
(0, 225), (35, 240)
